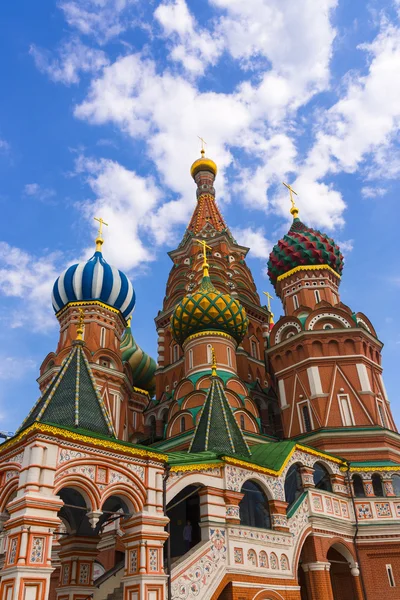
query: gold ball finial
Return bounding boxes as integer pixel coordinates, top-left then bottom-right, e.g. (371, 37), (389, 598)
(190, 137), (217, 180)
(282, 182), (299, 219)
(94, 216), (109, 252)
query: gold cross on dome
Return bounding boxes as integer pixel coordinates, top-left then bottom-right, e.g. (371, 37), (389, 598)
(198, 136), (207, 155)
(195, 238), (212, 276)
(263, 291), (273, 312)
(282, 182), (299, 218)
(94, 216), (109, 237)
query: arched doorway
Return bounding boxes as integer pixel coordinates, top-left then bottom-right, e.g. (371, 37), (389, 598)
(166, 485), (202, 559)
(328, 545), (356, 600)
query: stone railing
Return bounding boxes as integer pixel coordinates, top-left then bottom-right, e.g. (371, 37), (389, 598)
(171, 527), (226, 600)
(308, 490), (353, 522)
(354, 497), (400, 521)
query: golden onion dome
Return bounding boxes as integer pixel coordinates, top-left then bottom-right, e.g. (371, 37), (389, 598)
(171, 273), (248, 346)
(190, 149), (218, 179)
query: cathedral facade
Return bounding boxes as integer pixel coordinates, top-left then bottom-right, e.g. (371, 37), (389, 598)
(0, 152), (399, 600)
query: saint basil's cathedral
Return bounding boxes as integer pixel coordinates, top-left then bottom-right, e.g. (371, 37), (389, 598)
(0, 150), (399, 600)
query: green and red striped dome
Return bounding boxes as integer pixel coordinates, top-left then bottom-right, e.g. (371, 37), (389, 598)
(267, 218), (344, 288)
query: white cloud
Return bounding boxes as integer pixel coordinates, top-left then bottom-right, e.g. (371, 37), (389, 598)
(24, 183), (56, 203)
(303, 22), (400, 179)
(30, 38), (109, 85)
(231, 226), (272, 259)
(0, 139), (10, 152)
(0, 242), (63, 331)
(155, 0), (223, 75)
(361, 186), (387, 198)
(336, 239), (354, 253)
(0, 357), (36, 380)
(74, 155), (163, 270)
(58, 0), (137, 43)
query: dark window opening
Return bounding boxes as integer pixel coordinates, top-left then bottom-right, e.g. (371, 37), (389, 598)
(239, 480), (271, 529)
(313, 463), (332, 492)
(302, 405), (312, 432)
(285, 464), (303, 508)
(372, 473), (384, 497)
(352, 475), (365, 498)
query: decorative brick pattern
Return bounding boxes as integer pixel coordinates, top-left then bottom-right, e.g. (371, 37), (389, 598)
(259, 551), (268, 568)
(129, 549), (138, 574)
(79, 563), (90, 585)
(234, 548), (243, 564)
(270, 552), (278, 569)
(149, 548), (158, 572)
(8, 538), (17, 565)
(62, 563), (70, 585)
(280, 554), (289, 570)
(247, 549), (257, 566)
(30, 537), (45, 563)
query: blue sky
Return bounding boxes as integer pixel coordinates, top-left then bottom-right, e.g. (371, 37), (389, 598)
(1, 0), (400, 432)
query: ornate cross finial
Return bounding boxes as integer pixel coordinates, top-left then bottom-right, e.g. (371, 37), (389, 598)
(263, 292), (274, 328)
(263, 291), (273, 312)
(195, 238), (212, 277)
(211, 346), (217, 377)
(282, 182), (299, 219)
(76, 308), (85, 341)
(198, 136), (207, 156)
(94, 216), (109, 251)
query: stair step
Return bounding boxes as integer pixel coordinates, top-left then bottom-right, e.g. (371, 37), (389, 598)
(106, 583), (123, 600)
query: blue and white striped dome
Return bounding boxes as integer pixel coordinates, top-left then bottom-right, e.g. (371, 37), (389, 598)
(52, 250), (136, 319)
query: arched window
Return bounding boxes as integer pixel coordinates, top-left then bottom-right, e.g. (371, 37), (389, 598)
(100, 327), (106, 348)
(188, 349), (193, 370)
(284, 464), (303, 507)
(313, 462), (332, 492)
(173, 345), (179, 362)
(149, 416), (156, 441)
(392, 474), (400, 496)
(352, 474), (365, 498)
(239, 481), (271, 529)
(227, 347), (232, 367)
(180, 416), (186, 433)
(372, 473), (384, 497)
(250, 340), (258, 359)
(240, 414), (245, 430)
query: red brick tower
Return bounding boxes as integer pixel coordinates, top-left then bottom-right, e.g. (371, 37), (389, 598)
(267, 186), (398, 461)
(149, 150), (282, 444)
(37, 225), (156, 441)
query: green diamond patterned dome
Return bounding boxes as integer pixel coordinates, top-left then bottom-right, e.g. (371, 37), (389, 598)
(171, 275), (248, 346)
(268, 217), (344, 289)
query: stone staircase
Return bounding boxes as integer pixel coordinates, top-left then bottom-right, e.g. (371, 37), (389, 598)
(93, 561), (124, 600)
(105, 583), (123, 600)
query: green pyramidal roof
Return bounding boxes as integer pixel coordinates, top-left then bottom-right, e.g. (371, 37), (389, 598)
(189, 375), (251, 457)
(19, 343), (115, 437)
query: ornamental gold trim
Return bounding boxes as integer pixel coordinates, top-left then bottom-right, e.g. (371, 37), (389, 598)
(184, 330), (235, 343)
(56, 300), (122, 318)
(341, 465), (400, 473)
(132, 386), (150, 397)
(276, 264), (341, 283)
(170, 462), (221, 473)
(0, 423), (167, 462)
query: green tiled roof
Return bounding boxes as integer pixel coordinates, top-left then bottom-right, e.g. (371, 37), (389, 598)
(19, 342), (115, 437)
(167, 450), (222, 465)
(189, 375), (251, 457)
